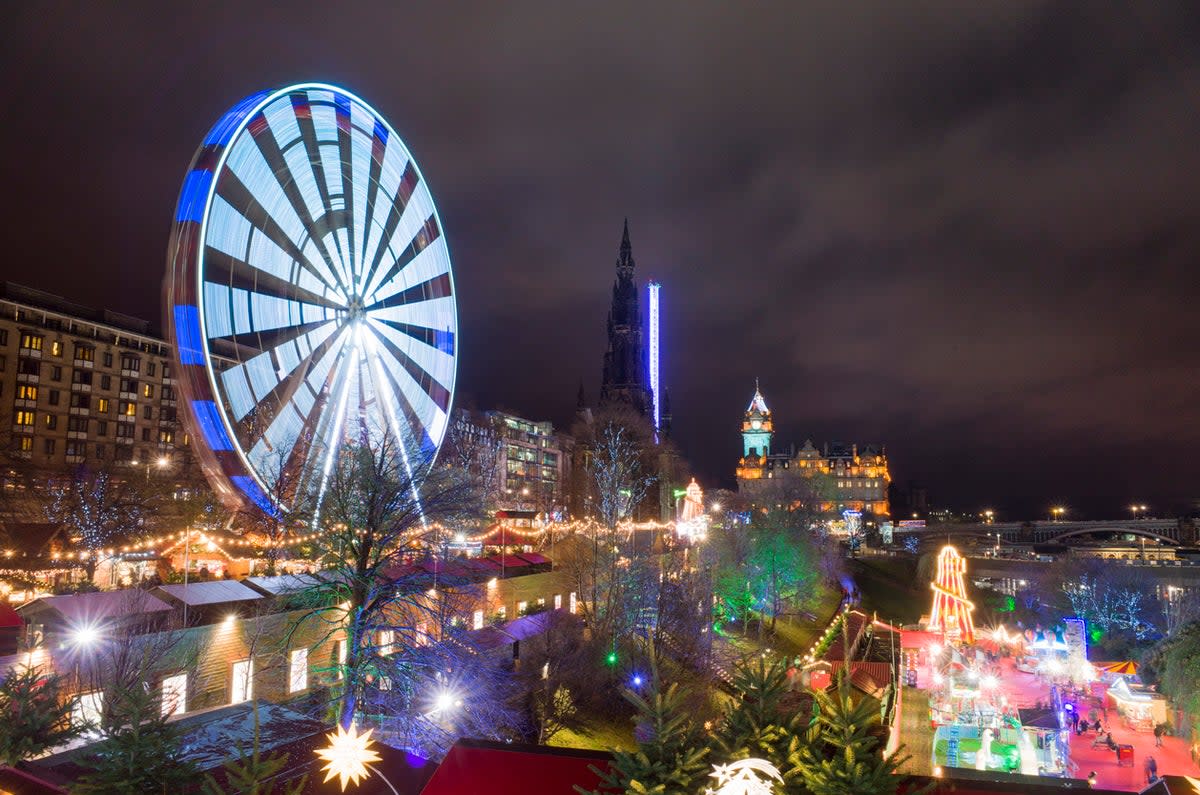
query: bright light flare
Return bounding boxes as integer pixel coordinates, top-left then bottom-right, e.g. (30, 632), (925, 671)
(432, 689), (461, 714)
(315, 723), (382, 792)
(71, 623), (101, 647)
(980, 675), (997, 689)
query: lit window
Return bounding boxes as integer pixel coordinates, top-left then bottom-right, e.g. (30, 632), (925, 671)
(16, 385), (37, 400)
(333, 638), (347, 680)
(122, 402), (136, 416)
(569, 592), (577, 614)
(14, 411), (34, 426)
(518, 600), (528, 615)
(97, 398), (109, 413)
(75, 345), (94, 362)
(161, 673), (187, 716)
(19, 334), (43, 351)
(416, 621), (428, 646)
(18, 437), (32, 452)
(473, 610), (484, 630)
(50, 341), (62, 357)
(142, 384), (154, 398)
(288, 648), (308, 693)
(378, 629), (394, 656)
(72, 690), (103, 730)
(496, 605), (507, 621)
(554, 594), (562, 610)
(231, 659), (253, 704)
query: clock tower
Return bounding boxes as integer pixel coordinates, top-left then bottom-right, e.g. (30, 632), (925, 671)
(742, 381), (773, 458)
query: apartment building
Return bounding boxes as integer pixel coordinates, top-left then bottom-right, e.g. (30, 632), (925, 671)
(0, 283), (195, 480)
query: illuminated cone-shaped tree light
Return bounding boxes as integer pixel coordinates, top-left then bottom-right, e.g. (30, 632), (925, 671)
(928, 545), (975, 643)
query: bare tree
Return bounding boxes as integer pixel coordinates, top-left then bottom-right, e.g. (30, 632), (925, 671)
(298, 432), (479, 729)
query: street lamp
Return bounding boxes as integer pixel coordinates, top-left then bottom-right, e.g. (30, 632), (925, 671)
(1130, 504), (1148, 518)
(1050, 506), (1066, 522)
(982, 509), (994, 524)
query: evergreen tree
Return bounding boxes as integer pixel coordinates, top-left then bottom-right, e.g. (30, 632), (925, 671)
(71, 679), (196, 795)
(786, 677), (917, 795)
(715, 656), (797, 771)
(201, 703), (306, 795)
(579, 682), (708, 795)
(0, 666), (83, 765)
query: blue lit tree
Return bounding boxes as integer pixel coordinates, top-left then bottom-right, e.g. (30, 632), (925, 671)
(43, 464), (154, 582)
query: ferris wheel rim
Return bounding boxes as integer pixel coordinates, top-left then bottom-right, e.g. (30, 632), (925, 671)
(168, 82), (458, 517)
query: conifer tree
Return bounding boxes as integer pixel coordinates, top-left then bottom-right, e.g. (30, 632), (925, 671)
(579, 681), (708, 795)
(71, 678), (196, 795)
(201, 704), (306, 795)
(0, 666), (83, 765)
(715, 655), (797, 771)
(786, 676), (917, 795)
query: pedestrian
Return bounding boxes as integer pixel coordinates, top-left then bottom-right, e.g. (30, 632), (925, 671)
(1146, 754), (1158, 783)
(1154, 723), (1164, 747)
(1071, 711), (1080, 732)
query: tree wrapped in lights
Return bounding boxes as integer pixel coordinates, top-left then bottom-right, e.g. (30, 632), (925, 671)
(927, 545), (975, 644)
(43, 464), (155, 581)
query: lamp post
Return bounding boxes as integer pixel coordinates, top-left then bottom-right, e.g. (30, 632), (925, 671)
(1130, 504), (1148, 519)
(1050, 506), (1066, 522)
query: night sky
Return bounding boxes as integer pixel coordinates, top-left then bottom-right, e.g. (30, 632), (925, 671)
(3, 3), (1199, 519)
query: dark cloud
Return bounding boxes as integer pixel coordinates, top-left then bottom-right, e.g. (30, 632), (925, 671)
(2, 1), (1199, 517)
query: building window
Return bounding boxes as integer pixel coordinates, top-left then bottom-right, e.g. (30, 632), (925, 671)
(518, 600), (528, 615)
(70, 393), (88, 409)
(116, 423), (134, 438)
(473, 610), (484, 630)
(102, 352), (113, 367)
(569, 592), (577, 615)
(416, 621), (428, 646)
(147, 362), (156, 377)
(100, 374), (111, 390)
(14, 411), (34, 427)
(120, 354), (140, 372)
(19, 333), (43, 352)
(48, 389), (61, 406)
(554, 594), (562, 610)
(142, 405), (153, 420)
(161, 673), (187, 716)
(142, 384), (154, 399)
(97, 397), (109, 413)
(50, 366), (62, 381)
(50, 341), (62, 357)
(162, 363), (171, 379)
(95, 420), (107, 437)
(377, 629), (395, 656)
(121, 401), (136, 416)
(0, 330), (7, 346)
(72, 369), (92, 385)
(16, 384), (37, 400)
(288, 648), (308, 694)
(158, 429), (173, 445)
(332, 638), (347, 680)
(72, 690), (103, 730)
(75, 345), (94, 362)
(141, 428), (151, 442)
(43, 439), (55, 455)
(230, 659), (253, 704)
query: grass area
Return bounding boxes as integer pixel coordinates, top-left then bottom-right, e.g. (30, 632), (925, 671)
(850, 556), (925, 625)
(551, 713), (635, 752)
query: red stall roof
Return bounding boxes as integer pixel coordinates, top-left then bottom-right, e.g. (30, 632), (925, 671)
(421, 739), (612, 795)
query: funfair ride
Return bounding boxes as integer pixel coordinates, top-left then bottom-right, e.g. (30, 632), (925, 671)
(165, 83), (458, 519)
(928, 545), (976, 644)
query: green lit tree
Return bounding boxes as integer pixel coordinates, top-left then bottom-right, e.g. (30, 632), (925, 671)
(0, 666), (84, 765)
(786, 677), (916, 795)
(579, 681), (708, 795)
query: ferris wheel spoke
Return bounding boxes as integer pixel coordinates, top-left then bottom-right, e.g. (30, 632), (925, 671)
(369, 323), (450, 414)
(365, 270), (451, 315)
(203, 251), (343, 314)
(220, 321), (340, 425)
(362, 328), (437, 455)
(369, 318), (454, 394)
(214, 170), (348, 301)
(359, 160), (420, 302)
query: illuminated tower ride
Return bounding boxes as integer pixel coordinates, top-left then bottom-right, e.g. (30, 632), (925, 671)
(928, 545), (976, 643)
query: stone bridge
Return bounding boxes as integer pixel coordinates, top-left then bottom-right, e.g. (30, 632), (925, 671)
(897, 518), (1193, 545)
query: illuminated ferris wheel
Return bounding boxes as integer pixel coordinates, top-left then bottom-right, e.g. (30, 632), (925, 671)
(165, 83), (457, 518)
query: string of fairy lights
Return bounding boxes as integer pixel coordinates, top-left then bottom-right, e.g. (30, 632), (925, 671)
(5, 517), (684, 564)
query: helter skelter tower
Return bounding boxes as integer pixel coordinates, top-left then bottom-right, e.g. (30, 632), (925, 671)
(928, 545), (976, 644)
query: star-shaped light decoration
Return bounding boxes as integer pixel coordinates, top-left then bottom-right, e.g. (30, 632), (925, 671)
(315, 723), (383, 791)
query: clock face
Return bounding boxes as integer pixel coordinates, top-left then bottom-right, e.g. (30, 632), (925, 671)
(751, 420), (761, 429)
